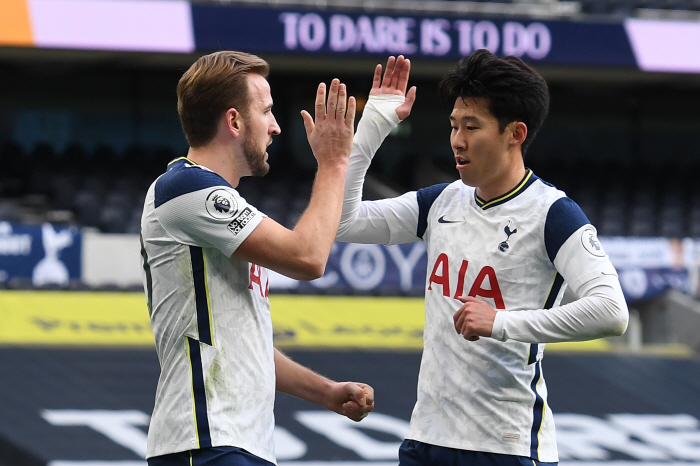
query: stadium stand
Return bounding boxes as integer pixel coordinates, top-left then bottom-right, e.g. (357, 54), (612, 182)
(2, 139), (700, 237)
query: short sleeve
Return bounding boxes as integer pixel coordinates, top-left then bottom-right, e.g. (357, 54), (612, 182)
(154, 166), (264, 257)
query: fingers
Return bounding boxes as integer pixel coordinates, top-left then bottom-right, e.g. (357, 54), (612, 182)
(342, 382), (375, 422)
(381, 56), (396, 90)
(300, 110), (314, 136)
(405, 86), (417, 106)
(397, 57), (411, 94)
(389, 56), (404, 91)
(314, 82), (326, 122)
(454, 308), (465, 333)
(346, 382), (366, 406)
(371, 64), (382, 92)
(310, 79), (354, 128)
(456, 295), (480, 303)
(346, 96), (356, 128)
(395, 85), (417, 120)
(326, 78), (340, 119)
(335, 82), (347, 121)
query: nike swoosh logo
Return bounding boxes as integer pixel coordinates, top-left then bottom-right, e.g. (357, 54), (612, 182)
(438, 215), (462, 224)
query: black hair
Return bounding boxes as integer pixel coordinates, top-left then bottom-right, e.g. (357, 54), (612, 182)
(439, 49), (550, 156)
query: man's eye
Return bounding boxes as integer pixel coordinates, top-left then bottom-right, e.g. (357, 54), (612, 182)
(467, 126), (477, 130)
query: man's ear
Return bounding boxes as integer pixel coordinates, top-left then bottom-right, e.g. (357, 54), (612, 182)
(226, 108), (242, 136)
(510, 121), (527, 148)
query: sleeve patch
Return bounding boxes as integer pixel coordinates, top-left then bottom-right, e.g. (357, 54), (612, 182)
(205, 189), (239, 220)
(227, 207), (256, 235)
(581, 227), (606, 257)
(416, 183), (450, 238)
(544, 197), (591, 262)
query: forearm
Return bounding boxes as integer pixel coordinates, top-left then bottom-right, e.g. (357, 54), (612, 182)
(275, 348), (332, 407)
(290, 162), (348, 276)
(234, 161), (348, 281)
(492, 274), (629, 343)
(338, 95), (403, 238)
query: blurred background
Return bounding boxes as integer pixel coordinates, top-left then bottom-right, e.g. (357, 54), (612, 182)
(1, 0), (700, 465)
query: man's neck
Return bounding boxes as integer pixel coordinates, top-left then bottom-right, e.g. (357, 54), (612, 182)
(187, 145), (245, 188)
(475, 165), (528, 202)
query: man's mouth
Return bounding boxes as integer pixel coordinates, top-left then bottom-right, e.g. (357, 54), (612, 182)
(456, 156), (469, 168)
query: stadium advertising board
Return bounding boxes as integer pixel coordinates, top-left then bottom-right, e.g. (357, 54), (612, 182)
(1, 348), (699, 466)
(0, 292), (427, 349)
(1, 1), (700, 73)
(268, 239), (699, 303)
(0, 221), (80, 288)
(193, 5), (637, 67)
(77, 233), (700, 302)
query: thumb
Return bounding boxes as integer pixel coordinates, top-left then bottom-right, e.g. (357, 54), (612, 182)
(397, 86), (417, 120)
(300, 110), (314, 136)
(456, 295), (478, 304)
(348, 383), (366, 406)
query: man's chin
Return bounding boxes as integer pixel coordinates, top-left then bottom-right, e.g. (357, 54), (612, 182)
(251, 162), (270, 177)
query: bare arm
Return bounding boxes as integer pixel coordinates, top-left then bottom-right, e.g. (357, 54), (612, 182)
(274, 348), (374, 422)
(234, 79), (356, 280)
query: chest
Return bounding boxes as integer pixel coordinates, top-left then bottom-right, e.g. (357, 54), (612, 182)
(423, 198), (552, 306)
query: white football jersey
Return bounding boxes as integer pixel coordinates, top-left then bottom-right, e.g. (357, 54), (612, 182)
(406, 173), (570, 461)
(140, 158), (276, 463)
(358, 173), (606, 461)
(337, 95), (627, 463)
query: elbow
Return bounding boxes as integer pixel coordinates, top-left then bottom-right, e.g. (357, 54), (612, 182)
(291, 254), (327, 281)
(606, 302), (630, 337)
(612, 310), (629, 337)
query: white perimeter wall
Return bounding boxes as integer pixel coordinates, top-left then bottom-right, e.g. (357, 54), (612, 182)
(82, 232), (142, 287)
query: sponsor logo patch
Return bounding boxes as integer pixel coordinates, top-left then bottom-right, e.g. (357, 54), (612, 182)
(581, 227), (605, 257)
(205, 189), (238, 220)
(228, 207), (255, 235)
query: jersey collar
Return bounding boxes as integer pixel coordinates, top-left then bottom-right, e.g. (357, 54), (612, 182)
(474, 169), (537, 210)
(167, 157), (197, 168)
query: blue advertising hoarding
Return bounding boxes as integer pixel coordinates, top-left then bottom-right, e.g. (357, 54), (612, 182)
(269, 237), (700, 303)
(191, 5), (639, 68)
(3, 1), (699, 73)
(0, 222), (81, 287)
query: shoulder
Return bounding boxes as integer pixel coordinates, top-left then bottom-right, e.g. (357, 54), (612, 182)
(416, 180), (462, 209)
(543, 194), (591, 262)
(155, 158), (233, 209)
(416, 181), (463, 238)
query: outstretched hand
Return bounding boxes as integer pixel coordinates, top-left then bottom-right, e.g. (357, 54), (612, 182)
(453, 296), (497, 341)
(301, 78), (357, 166)
(369, 55), (417, 120)
(325, 381), (375, 422)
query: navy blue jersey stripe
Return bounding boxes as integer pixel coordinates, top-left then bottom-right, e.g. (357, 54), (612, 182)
(154, 160), (232, 208)
(544, 197), (590, 263)
(530, 360), (545, 460)
(189, 246), (213, 346)
(543, 273), (565, 309)
(416, 183), (450, 239)
(527, 344), (539, 365)
(140, 234), (153, 318)
(187, 337), (212, 448)
(527, 272), (563, 458)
